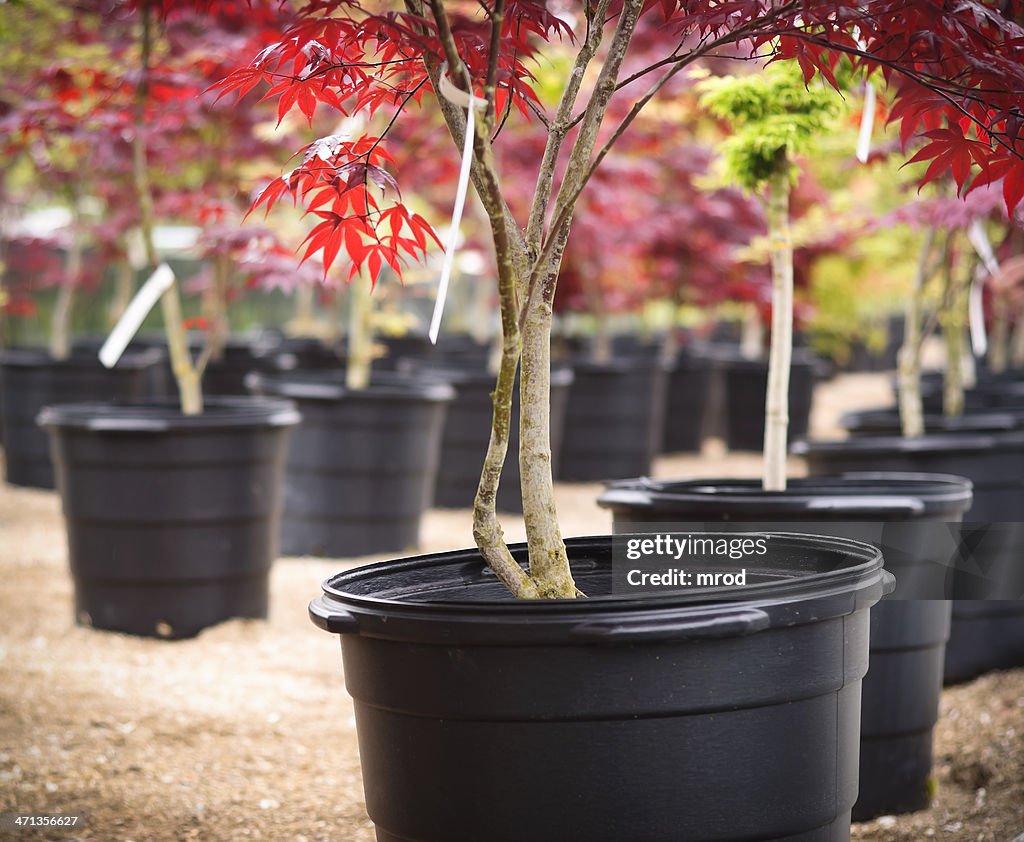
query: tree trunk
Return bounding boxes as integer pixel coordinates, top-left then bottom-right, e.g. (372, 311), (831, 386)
(204, 253), (230, 363)
(944, 322), (964, 417)
(345, 275), (373, 391)
(50, 203), (83, 361)
(897, 227), (936, 438)
(49, 282), (75, 361)
(472, 228), (539, 599)
(939, 245), (969, 419)
(133, 0), (201, 415)
(989, 294), (1009, 374)
(288, 283), (318, 336)
(1012, 310), (1024, 369)
(109, 257), (135, 326)
(761, 164), (793, 492)
(520, 274), (575, 598)
(740, 303), (764, 360)
(584, 278), (612, 364)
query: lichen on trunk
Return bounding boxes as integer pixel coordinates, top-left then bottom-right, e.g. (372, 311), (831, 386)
(520, 273), (575, 598)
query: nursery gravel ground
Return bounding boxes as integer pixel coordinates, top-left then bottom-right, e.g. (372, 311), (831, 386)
(1, 373), (1021, 842)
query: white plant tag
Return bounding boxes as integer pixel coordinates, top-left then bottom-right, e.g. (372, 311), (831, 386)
(967, 219), (999, 275)
(856, 82), (876, 164)
(966, 220), (997, 357)
(968, 275), (987, 357)
(99, 263), (175, 368)
(429, 62), (487, 345)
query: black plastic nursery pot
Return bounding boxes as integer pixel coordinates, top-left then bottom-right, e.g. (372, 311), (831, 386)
(716, 349), (817, 451)
(557, 357), (669, 482)
(200, 339), (278, 396)
(796, 434), (1024, 683)
(249, 372), (453, 558)
(37, 397), (300, 639)
(0, 347), (163, 489)
(71, 336), (172, 396)
(271, 336), (346, 372)
(903, 374), (1024, 414)
(840, 407), (1020, 437)
(660, 348), (713, 453)
(309, 533), (889, 842)
(597, 474), (972, 821)
(403, 361), (573, 513)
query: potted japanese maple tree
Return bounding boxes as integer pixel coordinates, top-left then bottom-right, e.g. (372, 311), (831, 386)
(806, 186), (1024, 683)
(0, 106), (162, 489)
(221, 0), (1022, 838)
(26, 0), (303, 638)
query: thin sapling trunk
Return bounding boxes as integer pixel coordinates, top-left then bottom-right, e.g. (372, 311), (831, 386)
(50, 200), (83, 361)
(989, 294), (1009, 374)
(1013, 310), (1024, 369)
(939, 242), (971, 418)
(761, 159), (793, 492)
(203, 253), (231, 363)
(585, 278), (613, 364)
(740, 303), (765, 360)
(109, 254), (135, 326)
(132, 0), (202, 414)
(698, 64), (843, 494)
(345, 271), (374, 391)
(897, 227), (937, 438)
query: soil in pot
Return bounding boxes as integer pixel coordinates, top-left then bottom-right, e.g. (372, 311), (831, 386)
(1, 347), (163, 489)
(714, 347), (818, 451)
(557, 357), (669, 482)
(597, 473), (972, 821)
(399, 359), (572, 513)
(796, 434), (1024, 684)
(249, 371), (453, 558)
(37, 396), (299, 638)
(309, 533), (889, 842)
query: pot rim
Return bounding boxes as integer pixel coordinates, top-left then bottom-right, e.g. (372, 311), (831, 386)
(247, 370), (454, 403)
(597, 473), (973, 518)
(840, 408), (1019, 433)
(0, 346), (164, 370)
(36, 395), (300, 432)
(400, 361), (574, 388)
(567, 356), (674, 374)
(311, 533), (886, 644)
(793, 431), (1024, 455)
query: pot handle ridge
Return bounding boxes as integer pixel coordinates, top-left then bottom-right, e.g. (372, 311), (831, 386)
(308, 597), (359, 634)
(881, 569), (897, 596)
(805, 496), (925, 516)
(568, 606), (771, 643)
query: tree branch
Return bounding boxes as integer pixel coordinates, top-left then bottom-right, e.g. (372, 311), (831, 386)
(524, 0), (611, 261)
(405, 0), (530, 280)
